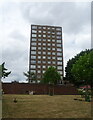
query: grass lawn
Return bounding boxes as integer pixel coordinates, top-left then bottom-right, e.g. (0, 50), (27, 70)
(2, 94), (91, 118)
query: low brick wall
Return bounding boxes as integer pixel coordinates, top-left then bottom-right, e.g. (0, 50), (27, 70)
(2, 83), (79, 95)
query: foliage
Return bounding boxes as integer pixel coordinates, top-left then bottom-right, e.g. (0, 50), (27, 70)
(78, 89), (86, 97)
(23, 71), (37, 83)
(65, 49), (93, 86)
(78, 89), (91, 96)
(42, 66), (61, 85)
(0, 62), (11, 79)
(78, 89), (91, 102)
(71, 50), (93, 101)
(71, 50), (93, 86)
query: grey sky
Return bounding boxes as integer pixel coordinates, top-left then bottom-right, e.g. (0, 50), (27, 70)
(0, 2), (91, 82)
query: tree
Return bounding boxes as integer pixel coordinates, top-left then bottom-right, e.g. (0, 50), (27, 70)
(0, 62), (11, 96)
(71, 50), (93, 87)
(23, 71), (37, 83)
(42, 66), (61, 85)
(65, 49), (92, 85)
(0, 62), (11, 79)
(41, 66), (61, 96)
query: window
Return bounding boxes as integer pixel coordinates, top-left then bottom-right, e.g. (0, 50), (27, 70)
(38, 61), (41, 64)
(52, 35), (55, 38)
(38, 56), (41, 59)
(38, 34), (41, 37)
(43, 56), (46, 59)
(48, 35), (50, 38)
(48, 61), (51, 64)
(48, 31), (51, 34)
(32, 34), (37, 37)
(57, 48), (61, 51)
(52, 65), (56, 68)
(57, 52), (62, 56)
(43, 66), (46, 68)
(56, 28), (61, 31)
(38, 80), (40, 83)
(52, 27), (55, 30)
(52, 48), (55, 51)
(48, 52), (51, 55)
(42, 61), (46, 64)
(38, 30), (41, 33)
(37, 66), (41, 68)
(52, 31), (55, 34)
(31, 61), (36, 64)
(37, 75), (41, 78)
(48, 43), (51, 46)
(52, 61), (56, 64)
(57, 44), (61, 47)
(43, 27), (46, 29)
(31, 70), (36, 73)
(43, 31), (46, 33)
(31, 47), (36, 50)
(48, 66), (50, 68)
(43, 51), (46, 54)
(48, 39), (51, 42)
(38, 26), (42, 29)
(48, 48), (51, 50)
(38, 43), (41, 46)
(43, 39), (46, 42)
(38, 51), (41, 54)
(57, 57), (62, 60)
(37, 70), (41, 73)
(31, 56), (36, 59)
(31, 65), (36, 68)
(43, 43), (46, 46)
(52, 56), (55, 59)
(32, 38), (36, 41)
(43, 35), (46, 37)
(52, 39), (55, 42)
(31, 42), (36, 46)
(58, 71), (62, 74)
(32, 26), (37, 29)
(56, 32), (61, 35)
(32, 30), (37, 33)
(52, 52), (56, 55)
(48, 56), (51, 59)
(38, 38), (41, 41)
(56, 36), (61, 39)
(57, 66), (62, 70)
(43, 71), (45, 73)
(57, 61), (62, 65)
(43, 47), (46, 50)
(38, 47), (41, 50)
(57, 40), (61, 43)
(31, 51), (36, 54)
(47, 27), (50, 30)
(52, 43), (55, 46)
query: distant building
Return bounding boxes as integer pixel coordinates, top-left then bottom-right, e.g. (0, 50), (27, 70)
(29, 24), (64, 84)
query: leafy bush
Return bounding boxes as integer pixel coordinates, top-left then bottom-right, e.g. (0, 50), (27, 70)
(78, 89), (91, 101)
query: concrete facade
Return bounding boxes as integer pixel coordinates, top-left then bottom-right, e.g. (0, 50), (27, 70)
(29, 25), (63, 83)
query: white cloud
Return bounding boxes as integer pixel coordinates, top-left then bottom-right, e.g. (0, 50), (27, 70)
(75, 33), (91, 49)
(0, 2), (91, 82)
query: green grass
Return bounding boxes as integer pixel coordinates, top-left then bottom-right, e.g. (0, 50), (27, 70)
(2, 95), (91, 118)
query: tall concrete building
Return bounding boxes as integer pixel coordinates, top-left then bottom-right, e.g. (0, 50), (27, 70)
(29, 24), (64, 84)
